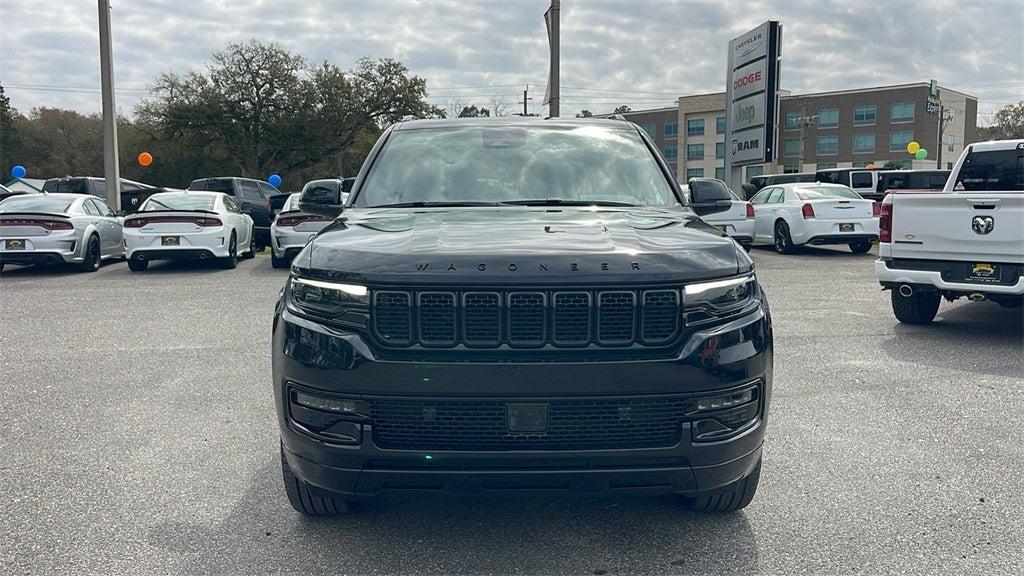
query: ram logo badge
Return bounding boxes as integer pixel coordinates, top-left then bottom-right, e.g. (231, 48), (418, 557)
(971, 216), (994, 235)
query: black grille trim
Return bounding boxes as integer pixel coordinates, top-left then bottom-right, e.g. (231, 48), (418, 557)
(370, 287), (682, 350)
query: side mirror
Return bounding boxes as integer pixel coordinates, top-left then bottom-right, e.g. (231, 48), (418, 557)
(298, 187), (344, 218)
(691, 199), (733, 217)
(688, 180), (733, 216)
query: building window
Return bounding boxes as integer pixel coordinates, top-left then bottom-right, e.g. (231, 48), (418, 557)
(641, 123), (656, 138)
(891, 102), (915, 123)
(746, 165), (764, 179)
(816, 135), (839, 155)
(664, 123), (678, 139)
(687, 119), (705, 135)
(816, 163), (837, 170)
(853, 133), (875, 154)
(715, 167), (725, 180)
(686, 144), (704, 160)
(715, 142), (725, 159)
(663, 146), (678, 160)
(854, 105), (876, 126)
(686, 168), (704, 179)
(817, 108), (839, 128)
(784, 111), (801, 130)
(783, 138), (800, 157)
(889, 131), (914, 152)
(716, 116), (726, 134)
(783, 164), (800, 173)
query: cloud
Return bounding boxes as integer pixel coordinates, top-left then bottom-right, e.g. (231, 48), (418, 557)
(1, 0), (1021, 122)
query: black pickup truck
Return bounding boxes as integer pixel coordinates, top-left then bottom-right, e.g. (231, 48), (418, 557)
(273, 117), (773, 515)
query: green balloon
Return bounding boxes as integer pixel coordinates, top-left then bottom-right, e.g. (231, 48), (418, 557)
(915, 148), (928, 160)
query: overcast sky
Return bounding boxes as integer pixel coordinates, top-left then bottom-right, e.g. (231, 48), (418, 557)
(1, 0), (1022, 123)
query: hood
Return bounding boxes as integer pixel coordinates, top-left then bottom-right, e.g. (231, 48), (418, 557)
(299, 207), (744, 285)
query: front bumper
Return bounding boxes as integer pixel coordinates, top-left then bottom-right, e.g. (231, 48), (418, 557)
(273, 301), (773, 498)
(876, 258), (1024, 295)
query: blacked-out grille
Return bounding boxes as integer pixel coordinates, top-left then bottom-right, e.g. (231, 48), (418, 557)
(372, 288), (680, 349)
(373, 291), (411, 344)
(371, 396), (691, 451)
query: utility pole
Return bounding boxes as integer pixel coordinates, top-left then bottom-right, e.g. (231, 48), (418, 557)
(98, 0), (120, 210)
(796, 102), (816, 172)
(936, 104), (954, 169)
(519, 85), (533, 116)
(543, 1), (560, 117)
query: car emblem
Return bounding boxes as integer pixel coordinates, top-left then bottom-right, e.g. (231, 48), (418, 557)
(971, 215), (994, 235)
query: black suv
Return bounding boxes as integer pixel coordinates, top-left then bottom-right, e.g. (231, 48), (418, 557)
(273, 117), (773, 515)
(188, 177), (281, 247)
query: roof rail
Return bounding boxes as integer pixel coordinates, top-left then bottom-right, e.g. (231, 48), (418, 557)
(608, 114), (628, 122)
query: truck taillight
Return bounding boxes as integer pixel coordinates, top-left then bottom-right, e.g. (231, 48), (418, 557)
(872, 202), (881, 217)
(879, 203), (893, 243)
(801, 203), (815, 219)
(746, 203), (755, 219)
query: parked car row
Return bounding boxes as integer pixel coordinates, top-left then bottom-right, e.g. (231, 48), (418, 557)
(743, 167), (952, 202)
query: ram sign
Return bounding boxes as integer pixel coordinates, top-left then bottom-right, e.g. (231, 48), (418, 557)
(724, 21), (782, 176)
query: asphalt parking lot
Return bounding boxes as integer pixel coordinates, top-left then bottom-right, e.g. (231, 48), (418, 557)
(1, 246), (1021, 575)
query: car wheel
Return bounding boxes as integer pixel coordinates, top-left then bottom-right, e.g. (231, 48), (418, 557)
(127, 257), (149, 272)
(241, 229), (256, 259)
(220, 233), (238, 269)
(281, 444), (350, 516)
(685, 458), (761, 513)
(773, 221), (794, 254)
(271, 251), (290, 269)
(76, 235), (102, 272)
(849, 241), (872, 254)
(890, 289), (940, 324)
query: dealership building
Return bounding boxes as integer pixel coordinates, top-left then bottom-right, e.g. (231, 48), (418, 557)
(605, 82), (978, 184)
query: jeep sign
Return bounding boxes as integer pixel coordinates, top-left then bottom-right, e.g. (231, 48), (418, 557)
(732, 97), (765, 132)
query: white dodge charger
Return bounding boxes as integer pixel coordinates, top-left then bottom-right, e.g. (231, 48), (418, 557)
(123, 191), (255, 271)
(749, 183), (879, 254)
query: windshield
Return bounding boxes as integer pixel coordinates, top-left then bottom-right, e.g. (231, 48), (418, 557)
(356, 125), (678, 207)
(956, 148), (1023, 191)
(0, 195), (75, 213)
(188, 179), (234, 193)
(140, 194), (217, 211)
(795, 186), (861, 200)
(43, 179), (89, 194)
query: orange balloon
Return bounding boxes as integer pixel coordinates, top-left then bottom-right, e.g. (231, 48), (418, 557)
(138, 152), (153, 167)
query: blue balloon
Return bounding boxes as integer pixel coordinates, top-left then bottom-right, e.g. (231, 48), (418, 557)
(12, 165), (27, 179)
(268, 174), (282, 188)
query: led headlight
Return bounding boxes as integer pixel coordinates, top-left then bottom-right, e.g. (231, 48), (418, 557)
(683, 274), (757, 311)
(289, 276), (369, 316)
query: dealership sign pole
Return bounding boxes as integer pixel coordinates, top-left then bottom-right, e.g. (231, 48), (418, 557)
(98, 0), (121, 211)
(724, 21), (781, 193)
(542, 0), (560, 117)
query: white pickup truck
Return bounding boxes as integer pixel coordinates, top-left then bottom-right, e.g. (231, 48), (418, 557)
(876, 139), (1023, 323)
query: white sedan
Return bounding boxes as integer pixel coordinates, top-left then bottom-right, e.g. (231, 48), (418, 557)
(749, 183), (879, 254)
(270, 192), (333, 269)
(682, 178), (755, 250)
(123, 191), (255, 271)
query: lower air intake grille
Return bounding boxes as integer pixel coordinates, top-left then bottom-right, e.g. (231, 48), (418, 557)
(371, 396), (691, 451)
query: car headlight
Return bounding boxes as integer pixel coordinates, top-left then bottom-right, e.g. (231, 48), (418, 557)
(683, 274), (758, 323)
(288, 276), (369, 317)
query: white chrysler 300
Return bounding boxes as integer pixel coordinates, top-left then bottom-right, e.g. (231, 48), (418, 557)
(749, 182), (879, 254)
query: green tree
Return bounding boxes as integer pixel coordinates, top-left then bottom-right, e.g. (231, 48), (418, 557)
(977, 101), (1024, 141)
(135, 41), (440, 189)
(613, 105), (632, 114)
(0, 83), (21, 180)
(458, 105), (491, 118)
(575, 109), (593, 118)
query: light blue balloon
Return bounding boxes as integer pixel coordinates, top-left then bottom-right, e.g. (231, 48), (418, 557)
(268, 174), (282, 188)
(12, 165), (27, 179)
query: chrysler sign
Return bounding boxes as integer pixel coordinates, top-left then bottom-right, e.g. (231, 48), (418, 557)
(724, 21), (782, 173)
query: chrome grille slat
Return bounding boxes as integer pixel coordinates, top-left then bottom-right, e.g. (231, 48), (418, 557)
(371, 288), (680, 349)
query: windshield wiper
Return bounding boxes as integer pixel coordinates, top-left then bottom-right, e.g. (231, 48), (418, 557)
(499, 199), (639, 207)
(368, 201), (500, 208)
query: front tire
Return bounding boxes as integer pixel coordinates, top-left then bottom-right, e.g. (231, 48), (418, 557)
(774, 221), (794, 254)
(685, 459), (761, 513)
(220, 233), (238, 269)
(849, 241), (872, 254)
(891, 289), (940, 324)
(281, 445), (350, 516)
(127, 257), (149, 272)
(76, 235), (101, 272)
